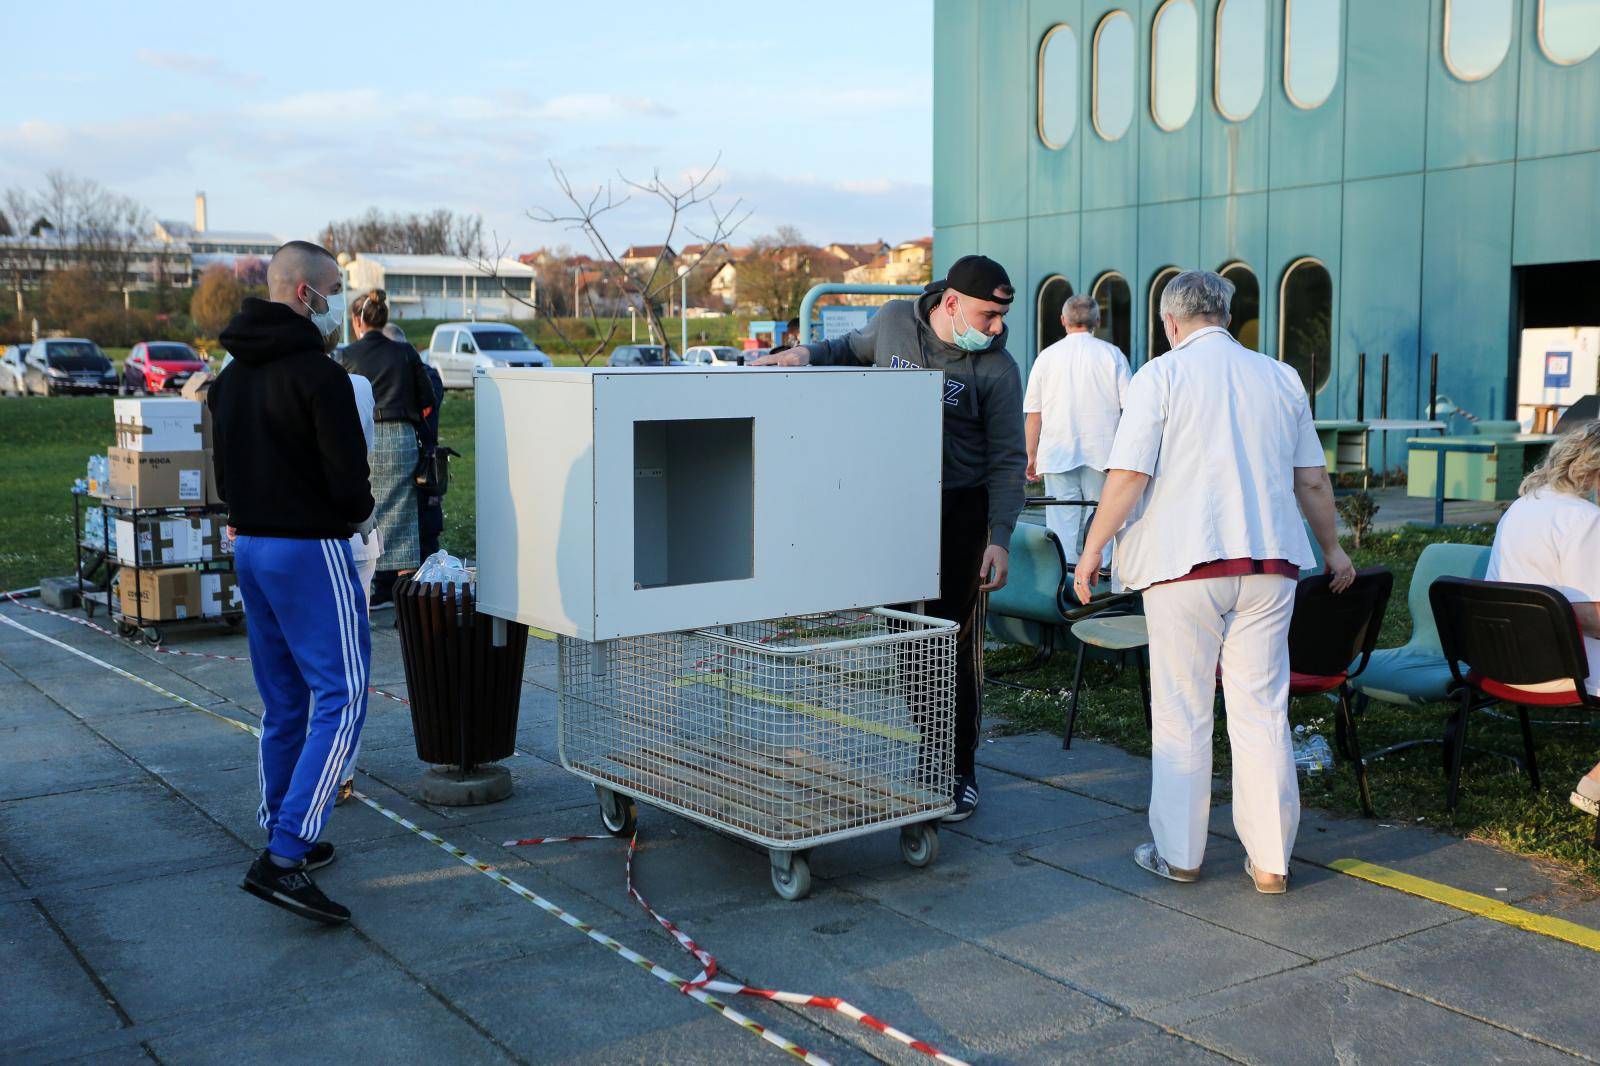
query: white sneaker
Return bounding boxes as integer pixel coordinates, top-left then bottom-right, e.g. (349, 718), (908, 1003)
(1133, 842), (1199, 883)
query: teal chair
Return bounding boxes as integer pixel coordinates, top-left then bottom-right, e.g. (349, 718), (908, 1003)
(1349, 542), (1492, 710)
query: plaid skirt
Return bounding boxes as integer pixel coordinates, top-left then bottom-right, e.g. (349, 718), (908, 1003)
(370, 420), (420, 570)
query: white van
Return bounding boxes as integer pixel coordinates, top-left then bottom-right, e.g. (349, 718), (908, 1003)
(427, 322), (552, 388)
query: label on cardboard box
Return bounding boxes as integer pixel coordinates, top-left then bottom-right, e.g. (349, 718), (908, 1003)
(178, 469), (202, 501)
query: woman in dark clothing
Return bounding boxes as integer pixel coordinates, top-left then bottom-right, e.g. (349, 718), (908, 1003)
(382, 322), (447, 560)
(337, 290), (435, 602)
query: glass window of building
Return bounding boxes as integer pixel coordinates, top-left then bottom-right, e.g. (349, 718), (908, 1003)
(1152, 0), (1200, 130)
(1445, 0), (1513, 81)
(1147, 267), (1182, 360)
(1215, 0), (1267, 120)
(1037, 275), (1074, 352)
(1539, 0), (1600, 65)
(1038, 24), (1079, 149)
(1091, 271), (1133, 357)
(1093, 11), (1136, 140)
(1285, 0), (1341, 109)
(1278, 257), (1334, 394)
(1218, 261), (1261, 350)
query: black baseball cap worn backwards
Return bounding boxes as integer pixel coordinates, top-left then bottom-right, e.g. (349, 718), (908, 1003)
(926, 254), (1014, 305)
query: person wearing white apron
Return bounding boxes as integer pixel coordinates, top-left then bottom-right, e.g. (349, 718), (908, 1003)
(337, 372), (381, 804)
(1074, 270), (1353, 894)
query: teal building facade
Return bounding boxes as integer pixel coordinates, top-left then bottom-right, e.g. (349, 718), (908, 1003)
(932, 0), (1600, 431)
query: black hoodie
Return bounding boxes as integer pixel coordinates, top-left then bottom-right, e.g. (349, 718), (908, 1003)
(211, 298), (373, 538)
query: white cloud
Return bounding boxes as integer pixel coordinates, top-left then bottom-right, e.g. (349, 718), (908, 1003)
(135, 49), (259, 88)
(534, 94), (677, 122)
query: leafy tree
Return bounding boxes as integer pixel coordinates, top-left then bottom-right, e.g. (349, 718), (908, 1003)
(191, 265), (245, 338)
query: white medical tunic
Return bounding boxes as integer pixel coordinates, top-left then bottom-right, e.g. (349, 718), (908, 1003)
(1023, 331), (1131, 473)
(1487, 488), (1600, 695)
(1104, 325), (1324, 591)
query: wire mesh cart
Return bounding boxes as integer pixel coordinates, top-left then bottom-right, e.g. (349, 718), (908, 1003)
(559, 608), (957, 899)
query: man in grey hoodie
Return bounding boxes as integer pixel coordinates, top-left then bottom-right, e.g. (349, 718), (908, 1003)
(753, 255), (1026, 821)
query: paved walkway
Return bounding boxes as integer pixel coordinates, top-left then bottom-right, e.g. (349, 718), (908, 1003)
(2, 598), (1596, 1064)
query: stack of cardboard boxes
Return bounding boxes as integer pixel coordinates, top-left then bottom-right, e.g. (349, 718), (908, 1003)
(101, 376), (241, 623)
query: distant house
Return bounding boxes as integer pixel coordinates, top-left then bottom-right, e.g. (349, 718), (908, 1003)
(842, 238), (933, 301)
(821, 241), (890, 271)
(619, 243), (676, 278)
(709, 259), (740, 307)
(344, 253), (537, 321)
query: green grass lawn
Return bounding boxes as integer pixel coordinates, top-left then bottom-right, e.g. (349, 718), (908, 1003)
(4, 392), (1595, 882)
(987, 523), (1600, 884)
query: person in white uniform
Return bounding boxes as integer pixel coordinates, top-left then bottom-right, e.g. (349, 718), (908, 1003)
(1024, 293), (1131, 563)
(1073, 270), (1353, 894)
(338, 370), (381, 805)
(1484, 422), (1600, 816)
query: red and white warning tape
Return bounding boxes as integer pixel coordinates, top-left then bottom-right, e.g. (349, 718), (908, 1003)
(504, 833), (967, 1063)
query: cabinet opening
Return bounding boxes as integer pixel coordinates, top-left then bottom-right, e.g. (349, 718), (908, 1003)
(633, 417), (754, 589)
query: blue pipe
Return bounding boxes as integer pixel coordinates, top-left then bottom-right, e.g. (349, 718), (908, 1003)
(796, 284), (924, 345)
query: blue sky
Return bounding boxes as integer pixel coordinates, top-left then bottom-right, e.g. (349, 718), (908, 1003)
(4, 1), (932, 252)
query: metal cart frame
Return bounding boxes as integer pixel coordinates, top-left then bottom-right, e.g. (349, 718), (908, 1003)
(558, 607), (958, 900)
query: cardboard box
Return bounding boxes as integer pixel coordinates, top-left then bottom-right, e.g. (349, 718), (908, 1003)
(113, 397), (204, 452)
(118, 567), (200, 622)
(199, 571), (242, 617)
(180, 373), (215, 450)
(115, 515), (226, 566)
(108, 447), (208, 508)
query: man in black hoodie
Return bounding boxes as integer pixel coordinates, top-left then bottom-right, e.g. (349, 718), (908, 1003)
(212, 240), (374, 925)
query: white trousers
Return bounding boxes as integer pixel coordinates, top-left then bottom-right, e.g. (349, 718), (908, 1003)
(341, 531), (382, 787)
(1042, 466), (1106, 565)
(1142, 573), (1299, 875)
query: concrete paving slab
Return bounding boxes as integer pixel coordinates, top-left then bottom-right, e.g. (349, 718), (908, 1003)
(944, 773), (1126, 845)
(1025, 1015), (1238, 1063)
(41, 860), (402, 1026)
(0, 900), (126, 1056)
(0, 718), (146, 803)
(1177, 971), (1581, 1065)
(853, 855), (1308, 1012)
(429, 940), (842, 1065)
(0, 679), (74, 727)
(144, 970), (513, 1065)
(976, 733), (1154, 811)
(89, 705), (262, 773)
(1339, 917), (1600, 1058)
(0, 780), (247, 892)
(25, 669), (227, 721)
(681, 892), (1123, 1063)
(1021, 812), (1458, 960)
(351, 741), (595, 823)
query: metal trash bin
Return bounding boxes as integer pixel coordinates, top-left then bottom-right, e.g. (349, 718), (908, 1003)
(394, 575), (529, 804)
(558, 607), (957, 899)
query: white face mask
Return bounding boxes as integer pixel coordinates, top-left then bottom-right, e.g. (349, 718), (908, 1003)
(303, 284), (346, 339)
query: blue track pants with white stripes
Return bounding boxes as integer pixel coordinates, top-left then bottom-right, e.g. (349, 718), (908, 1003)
(235, 535), (371, 861)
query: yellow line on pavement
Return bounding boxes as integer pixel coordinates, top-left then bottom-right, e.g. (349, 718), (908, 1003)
(1330, 858), (1600, 953)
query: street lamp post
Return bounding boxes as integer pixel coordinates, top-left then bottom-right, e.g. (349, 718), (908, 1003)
(629, 305), (637, 341)
(335, 252), (353, 346)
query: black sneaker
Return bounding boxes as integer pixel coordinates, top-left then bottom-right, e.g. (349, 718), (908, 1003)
(942, 775), (979, 823)
(304, 842), (335, 871)
(241, 851), (349, 925)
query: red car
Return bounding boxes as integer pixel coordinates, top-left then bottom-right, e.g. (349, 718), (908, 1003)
(121, 342), (208, 395)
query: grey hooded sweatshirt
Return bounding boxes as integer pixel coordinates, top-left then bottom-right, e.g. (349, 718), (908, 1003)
(806, 291), (1026, 548)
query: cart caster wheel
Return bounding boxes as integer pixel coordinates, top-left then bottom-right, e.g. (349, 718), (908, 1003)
(770, 852), (812, 901)
(900, 823), (940, 868)
(141, 626), (162, 646)
(117, 621), (137, 639)
(596, 785), (637, 837)
(223, 613), (245, 630)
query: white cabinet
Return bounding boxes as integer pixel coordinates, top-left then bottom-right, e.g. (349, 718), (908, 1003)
(475, 366), (944, 640)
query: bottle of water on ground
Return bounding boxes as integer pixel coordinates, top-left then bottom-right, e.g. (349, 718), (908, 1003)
(1292, 725), (1334, 776)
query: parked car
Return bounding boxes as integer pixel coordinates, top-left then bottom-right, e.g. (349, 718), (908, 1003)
(682, 345), (743, 366)
(121, 341), (207, 395)
(426, 322), (551, 388)
(0, 344), (28, 395)
(607, 344), (683, 368)
(23, 338), (117, 396)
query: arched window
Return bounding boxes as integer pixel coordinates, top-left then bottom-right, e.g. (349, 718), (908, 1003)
(1285, 0), (1341, 109)
(1147, 267), (1182, 360)
(1038, 24), (1079, 149)
(1091, 271), (1132, 358)
(1093, 11), (1136, 140)
(1215, 0), (1267, 121)
(1151, 0), (1200, 131)
(1278, 257), (1334, 395)
(1218, 261), (1261, 350)
(1445, 0), (1514, 81)
(1539, 0), (1600, 65)
(1037, 275), (1074, 353)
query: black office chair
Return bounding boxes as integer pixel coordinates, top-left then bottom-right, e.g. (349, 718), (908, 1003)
(1429, 577), (1600, 815)
(1286, 569), (1394, 816)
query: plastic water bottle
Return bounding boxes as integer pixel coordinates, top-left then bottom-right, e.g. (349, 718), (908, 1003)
(1292, 725), (1334, 776)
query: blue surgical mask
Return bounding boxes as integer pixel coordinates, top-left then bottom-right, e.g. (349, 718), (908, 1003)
(951, 302), (990, 352)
